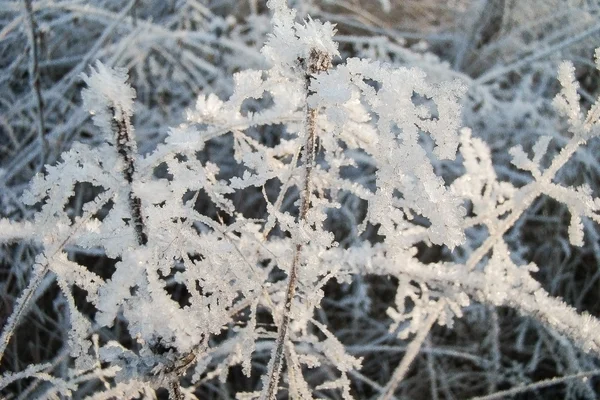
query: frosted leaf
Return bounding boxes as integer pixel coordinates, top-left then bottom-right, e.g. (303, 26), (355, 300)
(569, 214), (585, 247)
(262, 0), (301, 69)
(553, 61), (581, 127)
(308, 69), (352, 106)
(531, 135), (552, 167)
(230, 70), (267, 106)
(95, 253), (146, 328)
(509, 145), (538, 176)
(263, 0), (338, 69)
(452, 128), (515, 217)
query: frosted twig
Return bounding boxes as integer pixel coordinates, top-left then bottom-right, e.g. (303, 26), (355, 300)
(262, 48), (332, 400)
(380, 301), (444, 400)
(466, 137), (583, 270)
(108, 105), (148, 246)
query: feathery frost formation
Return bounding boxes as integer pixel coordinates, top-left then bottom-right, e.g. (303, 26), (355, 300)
(1, 1), (600, 398)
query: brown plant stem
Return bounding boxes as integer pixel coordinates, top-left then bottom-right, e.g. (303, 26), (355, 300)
(108, 106), (148, 246)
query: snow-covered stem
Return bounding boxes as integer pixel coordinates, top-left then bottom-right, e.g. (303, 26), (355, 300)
(82, 61), (147, 246)
(262, 48), (332, 400)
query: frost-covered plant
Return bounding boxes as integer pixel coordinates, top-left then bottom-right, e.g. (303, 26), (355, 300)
(2, 1), (600, 399)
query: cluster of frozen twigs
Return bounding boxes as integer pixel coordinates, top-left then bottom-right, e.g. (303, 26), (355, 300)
(2, 0), (600, 399)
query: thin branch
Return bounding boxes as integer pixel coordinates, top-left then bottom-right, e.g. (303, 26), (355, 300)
(379, 301), (444, 400)
(262, 48), (332, 400)
(23, 0), (47, 168)
(108, 106), (148, 246)
(466, 137), (583, 270)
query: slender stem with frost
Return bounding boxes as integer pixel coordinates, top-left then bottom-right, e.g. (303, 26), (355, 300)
(380, 302), (444, 400)
(262, 48), (332, 400)
(108, 106), (148, 246)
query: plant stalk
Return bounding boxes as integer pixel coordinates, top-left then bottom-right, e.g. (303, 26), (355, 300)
(263, 48), (332, 400)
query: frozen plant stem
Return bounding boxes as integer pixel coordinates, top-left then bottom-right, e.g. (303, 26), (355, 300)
(23, 0), (47, 168)
(263, 48), (332, 400)
(108, 106), (148, 246)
